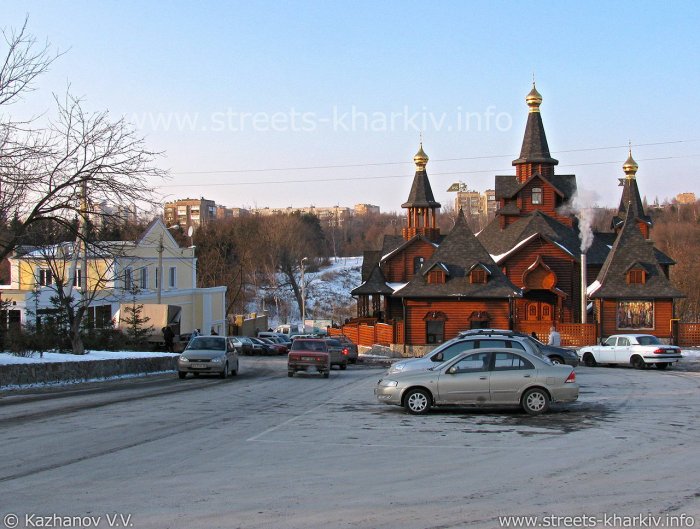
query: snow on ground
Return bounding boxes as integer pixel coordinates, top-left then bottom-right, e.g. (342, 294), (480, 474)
(0, 350), (179, 365)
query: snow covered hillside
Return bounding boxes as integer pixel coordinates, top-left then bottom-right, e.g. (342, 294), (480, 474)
(257, 256), (362, 329)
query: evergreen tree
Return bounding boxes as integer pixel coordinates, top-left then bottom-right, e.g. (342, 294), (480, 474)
(122, 284), (153, 349)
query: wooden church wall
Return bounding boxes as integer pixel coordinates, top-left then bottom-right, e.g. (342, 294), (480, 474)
(404, 299), (510, 345)
(382, 239), (437, 283)
(597, 299), (674, 339)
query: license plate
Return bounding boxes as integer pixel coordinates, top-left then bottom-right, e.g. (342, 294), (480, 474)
(190, 363), (208, 369)
(301, 357), (313, 361)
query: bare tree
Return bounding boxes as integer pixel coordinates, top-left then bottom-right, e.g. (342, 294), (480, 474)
(1, 19), (164, 263)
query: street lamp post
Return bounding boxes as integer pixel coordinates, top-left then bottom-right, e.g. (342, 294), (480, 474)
(300, 257), (308, 332)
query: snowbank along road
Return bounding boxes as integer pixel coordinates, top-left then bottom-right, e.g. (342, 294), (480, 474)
(1, 357), (699, 529)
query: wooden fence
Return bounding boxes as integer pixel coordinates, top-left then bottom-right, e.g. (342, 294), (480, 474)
(331, 321), (597, 347)
(515, 322), (597, 347)
(328, 321), (403, 346)
(677, 323), (700, 347)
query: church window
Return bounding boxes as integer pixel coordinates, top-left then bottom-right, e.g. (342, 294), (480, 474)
(470, 269), (487, 284)
(413, 256), (424, 273)
(532, 187), (543, 205)
(627, 269), (645, 284)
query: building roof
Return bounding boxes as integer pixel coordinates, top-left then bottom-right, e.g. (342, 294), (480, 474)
(351, 264), (394, 295)
(611, 178), (652, 229)
(512, 109), (559, 166)
(397, 211), (520, 299)
(401, 169), (441, 209)
(590, 213), (683, 299)
(495, 173), (577, 201)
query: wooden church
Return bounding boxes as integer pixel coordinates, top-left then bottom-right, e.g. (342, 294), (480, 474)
(351, 84), (683, 347)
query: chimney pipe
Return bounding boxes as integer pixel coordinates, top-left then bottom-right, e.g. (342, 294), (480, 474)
(581, 253), (587, 324)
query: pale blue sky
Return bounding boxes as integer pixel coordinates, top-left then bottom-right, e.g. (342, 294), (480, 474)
(4, 1), (700, 212)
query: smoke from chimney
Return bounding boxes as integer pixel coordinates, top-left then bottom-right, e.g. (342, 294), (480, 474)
(559, 188), (600, 253)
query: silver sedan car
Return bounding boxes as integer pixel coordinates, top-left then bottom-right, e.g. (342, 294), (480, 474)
(178, 336), (240, 379)
(375, 348), (578, 415)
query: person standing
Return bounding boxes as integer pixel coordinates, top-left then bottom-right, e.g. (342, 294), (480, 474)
(548, 326), (561, 347)
(162, 326), (175, 352)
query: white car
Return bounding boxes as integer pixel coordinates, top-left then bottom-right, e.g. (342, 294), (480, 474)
(578, 334), (682, 370)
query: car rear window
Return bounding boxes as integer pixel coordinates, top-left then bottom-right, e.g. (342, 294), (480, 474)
(636, 335), (660, 346)
(291, 340), (326, 352)
(493, 352), (534, 371)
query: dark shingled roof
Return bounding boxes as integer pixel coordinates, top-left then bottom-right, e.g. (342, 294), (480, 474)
(479, 210), (581, 260)
(360, 250), (382, 282)
(401, 169), (441, 208)
(397, 211), (520, 299)
(590, 214), (683, 299)
(478, 210), (612, 266)
(611, 177), (652, 229)
(495, 174), (577, 202)
(512, 111), (559, 166)
(351, 264), (394, 295)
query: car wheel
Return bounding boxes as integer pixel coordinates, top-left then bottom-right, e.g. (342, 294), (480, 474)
(656, 362), (669, 370)
(404, 389), (431, 415)
(220, 362), (229, 379)
(631, 355), (646, 370)
(339, 363), (347, 370)
(521, 388), (550, 415)
(178, 371), (187, 379)
(549, 356), (563, 365)
(583, 352), (597, 367)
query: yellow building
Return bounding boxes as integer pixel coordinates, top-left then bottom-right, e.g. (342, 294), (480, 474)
(0, 219), (226, 336)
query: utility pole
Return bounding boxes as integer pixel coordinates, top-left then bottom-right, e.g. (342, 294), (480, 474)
(301, 256), (307, 332)
(157, 233), (163, 304)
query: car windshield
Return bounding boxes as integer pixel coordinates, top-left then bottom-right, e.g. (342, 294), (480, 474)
(420, 337), (460, 358)
(186, 337), (225, 351)
(636, 335), (661, 346)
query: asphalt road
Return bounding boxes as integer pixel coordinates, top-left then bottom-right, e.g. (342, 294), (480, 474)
(1, 357), (699, 529)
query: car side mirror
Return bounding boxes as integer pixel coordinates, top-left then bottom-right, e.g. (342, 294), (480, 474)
(447, 366), (457, 374)
(433, 353), (443, 362)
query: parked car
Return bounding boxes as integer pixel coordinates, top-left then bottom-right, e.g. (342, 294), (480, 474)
(578, 334), (682, 369)
(334, 335), (359, 364)
(387, 329), (545, 375)
(323, 338), (349, 370)
(288, 338), (331, 378)
(375, 347), (579, 415)
(259, 337), (287, 355)
(234, 336), (255, 355)
(177, 336), (239, 379)
(250, 337), (274, 355)
(513, 334), (579, 366)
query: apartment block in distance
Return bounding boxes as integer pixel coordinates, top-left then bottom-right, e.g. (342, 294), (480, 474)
(164, 198), (217, 228)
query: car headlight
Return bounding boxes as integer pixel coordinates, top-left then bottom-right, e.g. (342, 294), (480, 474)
(379, 379), (399, 387)
(178, 356), (189, 363)
(210, 356), (223, 364)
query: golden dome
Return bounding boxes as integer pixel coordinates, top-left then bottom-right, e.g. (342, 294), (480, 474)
(414, 142), (429, 169)
(623, 149), (639, 178)
(526, 83), (543, 112)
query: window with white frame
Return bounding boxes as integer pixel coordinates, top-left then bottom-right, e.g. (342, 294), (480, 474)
(72, 269), (83, 288)
(168, 266), (176, 288)
(139, 267), (148, 289)
(124, 268), (133, 290)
